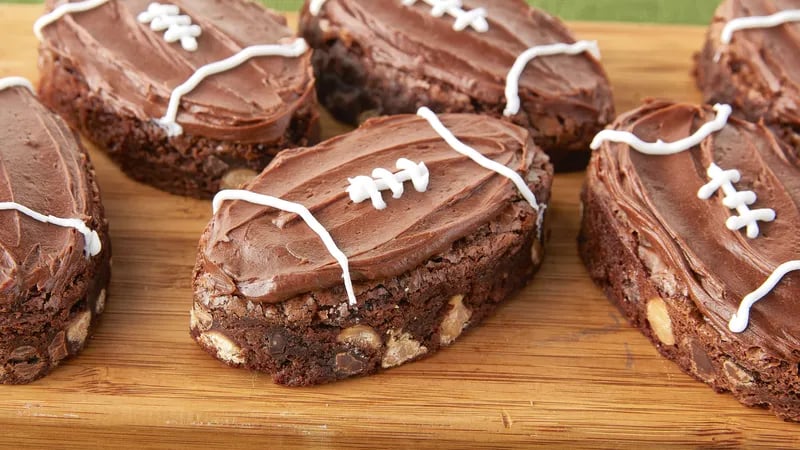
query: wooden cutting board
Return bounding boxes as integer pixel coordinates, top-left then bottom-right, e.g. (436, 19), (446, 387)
(0, 5), (797, 448)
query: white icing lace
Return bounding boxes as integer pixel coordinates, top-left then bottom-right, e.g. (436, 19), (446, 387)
(729, 260), (800, 333)
(212, 190), (356, 306)
(156, 39), (309, 137)
(0, 202), (101, 258)
(309, 0), (328, 16)
(0, 77), (34, 92)
(721, 10), (800, 44)
(416, 107), (539, 211)
(137, 2), (202, 52)
(33, 0), (109, 40)
(590, 104), (732, 155)
(347, 158), (430, 210)
(697, 163), (776, 239)
(401, 0), (489, 32)
(504, 41), (600, 117)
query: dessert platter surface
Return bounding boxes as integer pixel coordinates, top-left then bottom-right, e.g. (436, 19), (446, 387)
(0, 5), (797, 448)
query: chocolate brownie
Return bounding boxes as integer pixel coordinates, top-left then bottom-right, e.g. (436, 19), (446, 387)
(36, 0), (319, 198)
(300, 0), (614, 172)
(0, 78), (110, 384)
(580, 100), (800, 421)
(191, 110), (552, 386)
(696, 0), (800, 149)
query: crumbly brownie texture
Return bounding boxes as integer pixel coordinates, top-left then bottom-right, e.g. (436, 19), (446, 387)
(695, 0), (800, 150)
(191, 113), (552, 386)
(300, 0), (614, 172)
(0, 86), (110, 384)
(579, 100), (800, 421)
(36, 0), (319, 198)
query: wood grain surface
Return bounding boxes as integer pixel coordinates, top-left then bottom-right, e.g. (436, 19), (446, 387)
(0, 5), (797, 448)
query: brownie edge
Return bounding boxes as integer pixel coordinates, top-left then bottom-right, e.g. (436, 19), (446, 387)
(579, 167), (800, 422)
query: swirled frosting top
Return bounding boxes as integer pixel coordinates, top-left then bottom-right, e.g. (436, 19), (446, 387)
(199, 113), (551, 304)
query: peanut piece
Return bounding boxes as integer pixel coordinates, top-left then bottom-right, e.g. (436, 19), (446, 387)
(221, 168), (258, 190)
(199, 331), (245, 365)
(337, 325), (382, 350)
(66, 310), (92, 345)
(646, 297), (675, 346)
(381, 330), (427, 368)
(439, 295), (471, 345)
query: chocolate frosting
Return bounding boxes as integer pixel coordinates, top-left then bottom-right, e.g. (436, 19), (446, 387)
(706, 0), (800, 124)
(39, 0), (315, 143)
(0, 86), (95, 303)
(200, 113), (548, 304)
(305, 0), (612, 125)
(591, 100), (800, 360)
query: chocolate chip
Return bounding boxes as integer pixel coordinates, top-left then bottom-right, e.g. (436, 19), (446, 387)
(268, 331), (287, 356)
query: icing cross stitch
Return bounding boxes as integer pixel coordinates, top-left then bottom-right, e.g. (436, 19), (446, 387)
(401, 0), (489, 32)
(591, 104), (775, 239)
(697, 163), (776, 239)
(347, 158), (430, 210)
(137, 3), (202, 52)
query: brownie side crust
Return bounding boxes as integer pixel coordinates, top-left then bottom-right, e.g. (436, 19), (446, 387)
(0, 148), (111, 384)
(191, 169), (550, 386)
(578, 170), (800, 422)
(37, 50), (320, 199)
(300, 14), (606, 172)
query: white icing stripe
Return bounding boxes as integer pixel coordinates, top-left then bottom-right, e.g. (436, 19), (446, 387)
(33, 0), (110, 41)
(401, 0), (489, 32)
(156, 39), (309, 137)
(0, 77), (34, 93)
(590, 104), (732, 155)
(504, 41), (600, 117)
(347, 158), (430, 210)
(0, 202), (101, 258)
(536, 204), (547, 242)
(309, 0), (327, 16)
(212, 190), (357, 306)
(416, 107), (539, 211)
(697, 163), (776, 239)
(721, 10), (800, 44)
(137, 3), (202, 52)
(729, 260), (800, 333)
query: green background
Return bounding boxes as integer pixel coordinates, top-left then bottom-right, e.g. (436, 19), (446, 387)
(3, 0), (721, 25)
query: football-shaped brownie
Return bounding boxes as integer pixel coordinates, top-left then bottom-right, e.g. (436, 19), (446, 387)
(191, 109), (552, 385)
(0, 78), (110, 384)
(300, 0), (614, 171)
(36, 0), (319, 198)
(580, 100), (800, 421)
(696, 0), (800, 148)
